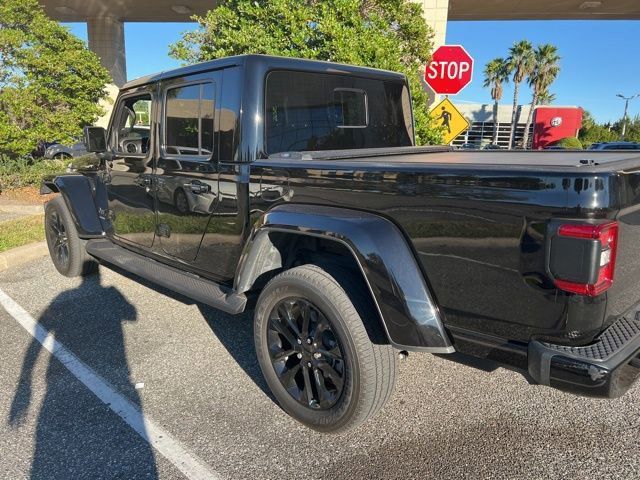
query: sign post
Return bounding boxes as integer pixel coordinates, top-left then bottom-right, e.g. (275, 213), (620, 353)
(425, 45), (474, 144)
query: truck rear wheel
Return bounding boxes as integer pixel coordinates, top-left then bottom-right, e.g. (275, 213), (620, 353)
(254, 264), (396, 432)
(45, 197), (97, 277)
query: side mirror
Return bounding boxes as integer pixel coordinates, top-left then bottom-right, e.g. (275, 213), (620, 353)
(83, 126), (107, 153)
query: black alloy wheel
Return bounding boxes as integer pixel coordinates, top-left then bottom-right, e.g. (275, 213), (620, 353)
(267, 297), (345, 410)
(254, 264), (397, 432)
(175, 189), (189, 214)
(46, 209), (70, 270)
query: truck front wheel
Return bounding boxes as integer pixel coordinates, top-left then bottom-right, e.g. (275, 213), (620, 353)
(254, 264), (396, 432)
(45, 197), (97, 277)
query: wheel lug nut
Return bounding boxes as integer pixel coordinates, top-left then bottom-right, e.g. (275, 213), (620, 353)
(307, 362), (312, 368)
(306, 338), (312, 345)
(313, 352), (321, 359)
(297, 353), (302, 359)
(297, 338), (302, 345)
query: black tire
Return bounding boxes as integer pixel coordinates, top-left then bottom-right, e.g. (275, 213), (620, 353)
(174, 188), (189, 215)
(254, 264), (396, 433)
(45, 197), (98, 277)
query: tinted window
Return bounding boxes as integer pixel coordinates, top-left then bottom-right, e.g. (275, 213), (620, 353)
(265, 70), (413, 155)
(165, 82), (215, 157)
(333, 89), (367, 127)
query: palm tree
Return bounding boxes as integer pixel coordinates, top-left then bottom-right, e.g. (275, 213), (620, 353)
(522, 44), (561, 148)
(483, 58), (510, 145)
(506, 40), (535, 149)
(536, 89), (556, 105)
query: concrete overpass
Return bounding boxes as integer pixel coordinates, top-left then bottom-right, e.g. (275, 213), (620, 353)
(43, 0), (640, 86)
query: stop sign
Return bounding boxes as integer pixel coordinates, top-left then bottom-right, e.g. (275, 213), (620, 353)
(424, 45), (474, 95)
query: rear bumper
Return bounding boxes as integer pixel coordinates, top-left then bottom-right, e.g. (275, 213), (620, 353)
(528, 312), (640, 398)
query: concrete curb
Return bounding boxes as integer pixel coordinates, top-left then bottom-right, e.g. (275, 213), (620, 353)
(0, 204), (44, 215)
(0, 241), (49, 272)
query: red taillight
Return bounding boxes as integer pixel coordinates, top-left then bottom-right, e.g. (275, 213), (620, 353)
(553, 221), (619, 296)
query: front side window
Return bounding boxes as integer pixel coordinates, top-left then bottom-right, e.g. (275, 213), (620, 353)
(111, 94), (152, 155)
(265, 70), (413, 155)
(165, 82), (215, 157)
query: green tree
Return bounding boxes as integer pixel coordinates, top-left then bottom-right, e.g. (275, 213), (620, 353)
(0, 0), (110, 157)
(506, 40), (535, 149)
(482, 57), (510, 145)
(578, 110), (617, 147)
(611, 115), (640, 143)
(169, 0), (442, 145)
(553, 136), (582, 149)
(522, 44), (560, 148)
(536, 89), (556, 105)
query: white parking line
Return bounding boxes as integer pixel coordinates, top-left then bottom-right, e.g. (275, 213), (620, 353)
(0, 288), (219, 480)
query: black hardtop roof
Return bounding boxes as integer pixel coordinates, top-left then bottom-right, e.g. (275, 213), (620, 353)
(121, 54), (407, 90)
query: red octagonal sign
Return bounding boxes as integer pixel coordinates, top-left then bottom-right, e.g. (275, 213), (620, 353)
(425, 45), (474, 95)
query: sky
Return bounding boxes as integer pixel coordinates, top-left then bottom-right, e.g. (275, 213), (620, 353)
(66, 19), (640, 124)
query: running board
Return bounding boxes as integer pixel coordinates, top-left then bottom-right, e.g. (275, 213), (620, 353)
(85, 239), (246, 314)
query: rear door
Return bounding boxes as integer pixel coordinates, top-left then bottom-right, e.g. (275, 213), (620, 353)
(155, 73), (222, 262)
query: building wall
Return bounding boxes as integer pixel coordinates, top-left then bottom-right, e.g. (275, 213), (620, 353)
(532, 107), (583, 149)
(451, 103), (533, 148)
(451, 103), (583, 149)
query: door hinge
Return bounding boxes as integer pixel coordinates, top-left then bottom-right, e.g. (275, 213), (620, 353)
(98, 207), (116, 221)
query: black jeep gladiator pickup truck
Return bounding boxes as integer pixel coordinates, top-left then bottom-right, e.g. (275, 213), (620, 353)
(43, 55), (640, 432)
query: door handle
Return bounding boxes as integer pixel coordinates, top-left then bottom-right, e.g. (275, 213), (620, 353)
(136, 176), (153, 188)
(187, 180), (210, 194)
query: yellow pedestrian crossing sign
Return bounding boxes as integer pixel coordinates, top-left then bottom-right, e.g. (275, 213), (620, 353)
(429, 97), (470, 144)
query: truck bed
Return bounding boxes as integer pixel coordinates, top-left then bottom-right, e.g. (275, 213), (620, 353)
(256, 145), (640, 349)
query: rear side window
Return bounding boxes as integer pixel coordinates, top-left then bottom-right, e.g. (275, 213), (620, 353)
(333, 88), (367, 127)
(265, 70), (413, 155)
(165, 82), (215, 157)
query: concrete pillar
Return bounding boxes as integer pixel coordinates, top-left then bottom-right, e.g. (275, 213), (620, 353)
(415, 0), (449, 47)
(95, 84), (120, 128)
(87, 17), (127, 87)
(414, 0), (450, 108)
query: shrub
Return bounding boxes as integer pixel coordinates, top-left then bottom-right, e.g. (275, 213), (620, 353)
(0, 155), (67, 191)
(554, 136), (583, 149)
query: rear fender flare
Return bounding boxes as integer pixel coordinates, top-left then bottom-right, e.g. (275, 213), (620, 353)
(235, 204), (454, 353)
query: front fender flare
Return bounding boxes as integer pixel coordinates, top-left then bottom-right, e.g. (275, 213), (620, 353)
(236, 204), (454, 353)
(47, 175), (104, 237)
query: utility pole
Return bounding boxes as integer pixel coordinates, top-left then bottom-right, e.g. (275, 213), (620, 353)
(617, 93), (639, 140)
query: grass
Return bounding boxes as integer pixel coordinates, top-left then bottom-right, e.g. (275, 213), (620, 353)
(113, 211), (239, 235)
(0, 214), (45, 252)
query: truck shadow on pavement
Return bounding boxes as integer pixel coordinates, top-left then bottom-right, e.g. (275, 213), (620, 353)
(109, 265), (274, 400)
(196, 305), (275, 401)
(7, 271), (159, 479)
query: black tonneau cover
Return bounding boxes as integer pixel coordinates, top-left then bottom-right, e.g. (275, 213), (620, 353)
(268, 147), (640, 173)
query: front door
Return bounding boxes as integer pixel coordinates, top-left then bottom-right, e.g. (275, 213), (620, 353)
(155, 76), (221, 262)
(106, 90), (156, 248)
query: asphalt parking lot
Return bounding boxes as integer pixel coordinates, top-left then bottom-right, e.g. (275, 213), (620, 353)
(1, 258), (640, 480)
